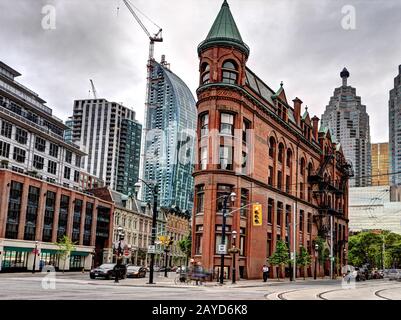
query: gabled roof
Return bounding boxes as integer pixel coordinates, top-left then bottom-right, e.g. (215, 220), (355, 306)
(302, 108), (311, 125)
(198, 0), (249, 56)
(272, 82), (289, 104)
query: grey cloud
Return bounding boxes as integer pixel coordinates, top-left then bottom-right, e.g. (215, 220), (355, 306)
(1, 0), (400, 143)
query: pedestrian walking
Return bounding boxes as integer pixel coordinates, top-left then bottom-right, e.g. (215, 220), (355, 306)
(262, 265), (269, 282)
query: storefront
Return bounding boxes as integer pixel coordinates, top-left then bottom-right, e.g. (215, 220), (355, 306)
(1, 247), (30, 272)
(69, 252), (88, 271)
(40, 249), (59, 271)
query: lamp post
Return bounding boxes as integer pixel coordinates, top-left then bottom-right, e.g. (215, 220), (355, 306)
(114, 226), (124, 283)
(219, 192), (236, 285)
(314, 243), (319, 280)
(32, 241), (39, 274)
(134, 179), (158, 285)
(229, 230), (239, 284)
(343, 247), (347, 273)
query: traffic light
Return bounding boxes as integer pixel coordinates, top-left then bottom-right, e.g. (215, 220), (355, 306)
(252, 203), (262, 226)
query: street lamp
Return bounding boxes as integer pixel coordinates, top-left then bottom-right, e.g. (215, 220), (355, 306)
(32, 241), (39, 274)
(219, 192), (236, 285)
(228, 230), (240, 284)
(114, 226), (125, 283)
(134, 178), (158, 285)
(314, 243), (319, 280)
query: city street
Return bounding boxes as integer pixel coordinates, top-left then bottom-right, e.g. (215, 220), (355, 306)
(0, 272), (400, 300)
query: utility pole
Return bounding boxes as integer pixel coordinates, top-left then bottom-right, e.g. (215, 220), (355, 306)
(330, 214), (334, 279)
(293, 203), (297, 281)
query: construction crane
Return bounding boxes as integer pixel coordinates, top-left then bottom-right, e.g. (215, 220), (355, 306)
(89, 79), (97, 99)
(122, 0), (163, 61)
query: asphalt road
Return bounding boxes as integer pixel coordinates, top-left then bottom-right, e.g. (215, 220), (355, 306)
(0, 272), (400, 300)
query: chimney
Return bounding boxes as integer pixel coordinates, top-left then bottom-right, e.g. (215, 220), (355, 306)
(312, 116), (319, 141)
(293, 97), (303, 126)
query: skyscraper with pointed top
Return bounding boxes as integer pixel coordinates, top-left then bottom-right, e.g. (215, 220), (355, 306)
(321, 68), (371, 187)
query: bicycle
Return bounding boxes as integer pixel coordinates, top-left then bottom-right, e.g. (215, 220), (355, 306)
(174, 273), (196, 286)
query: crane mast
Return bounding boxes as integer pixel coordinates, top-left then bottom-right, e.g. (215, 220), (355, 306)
(89, 79), (97, 99)
(122, 0), (164, 200)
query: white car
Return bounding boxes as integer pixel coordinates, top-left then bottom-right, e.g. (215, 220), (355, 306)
(388, 269), (401, 281)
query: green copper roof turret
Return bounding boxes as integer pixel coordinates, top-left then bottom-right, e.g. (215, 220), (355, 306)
(198, 0), (250, 57)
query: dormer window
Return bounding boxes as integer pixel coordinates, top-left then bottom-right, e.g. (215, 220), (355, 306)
(201, 63), (210, 85)
(222, 60), (238, 84)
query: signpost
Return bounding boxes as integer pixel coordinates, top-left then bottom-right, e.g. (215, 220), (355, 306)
(148, 245), (156, 254)
(217, 244), (227, 255)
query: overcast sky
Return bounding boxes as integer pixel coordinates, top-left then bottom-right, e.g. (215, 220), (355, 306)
(1, 0), (400, 143)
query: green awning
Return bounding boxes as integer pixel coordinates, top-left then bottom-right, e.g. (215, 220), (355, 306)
(41, 249), (58, 254)
(70, 251), (89, 256)
(4, 246), (32, 253)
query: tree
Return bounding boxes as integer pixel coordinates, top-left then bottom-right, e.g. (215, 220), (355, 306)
(296, 245), (312, 279)
(348, 231), (401, 269)
(268, 240), (289, 280)
(178, 234), (192, 267)
(55, 235), (76, 273)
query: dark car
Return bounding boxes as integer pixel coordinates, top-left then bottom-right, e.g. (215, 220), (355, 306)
(90, 263), (127, 280)
(126, 266), (147, 278)
(355, 267), (366, 281)
(159, 267), (171, 272)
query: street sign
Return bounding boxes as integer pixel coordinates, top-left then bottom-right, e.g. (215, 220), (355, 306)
(124, 250), (130, 257)
(217, 244), (227, 254)
(148, 245), (156, 254)
(290, 252), (295, 260)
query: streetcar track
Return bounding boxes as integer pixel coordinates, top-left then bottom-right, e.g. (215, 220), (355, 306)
(374, 286), (401, 300)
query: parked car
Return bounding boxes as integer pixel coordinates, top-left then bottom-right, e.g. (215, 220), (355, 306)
(159, 267), (171, 272)
(354, 267), (366, 281)
(388, 269), (401, 281)
(370, 270), (383, 279)
(90, 263), (127, 280)
(126, 266), (147, 278)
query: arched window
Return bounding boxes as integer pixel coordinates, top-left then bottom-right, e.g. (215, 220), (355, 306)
(278, 143), (284, 163)
(201, 63), (210, 85)
(222, 60), (238, 84)
(199, 113), (209, 137)
(307, 162), (313, 177)
(300, 158), (306, 175)
(286, 149), (292, 167)
(268, 137), (276, 158)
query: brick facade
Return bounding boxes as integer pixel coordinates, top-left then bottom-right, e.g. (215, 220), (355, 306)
(191, 1), (351, 280)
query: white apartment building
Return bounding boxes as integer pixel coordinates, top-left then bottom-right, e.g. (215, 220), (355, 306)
(0, 61), (85, 189)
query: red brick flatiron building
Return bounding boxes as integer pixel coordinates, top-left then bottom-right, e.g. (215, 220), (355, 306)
(191, 0), (353, 280)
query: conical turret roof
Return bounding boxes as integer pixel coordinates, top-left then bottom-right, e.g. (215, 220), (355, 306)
(198, 0), (249, 57)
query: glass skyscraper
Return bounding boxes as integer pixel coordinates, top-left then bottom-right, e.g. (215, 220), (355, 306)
(389, 65), (401, 186)
(142, 57), (196, 212)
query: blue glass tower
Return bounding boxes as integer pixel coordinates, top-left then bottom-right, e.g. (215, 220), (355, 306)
(142, 57), (196, 212)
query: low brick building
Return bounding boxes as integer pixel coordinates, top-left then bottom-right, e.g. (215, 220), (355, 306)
(191, 0), (353, 280)
(0, 168), (114, 272)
